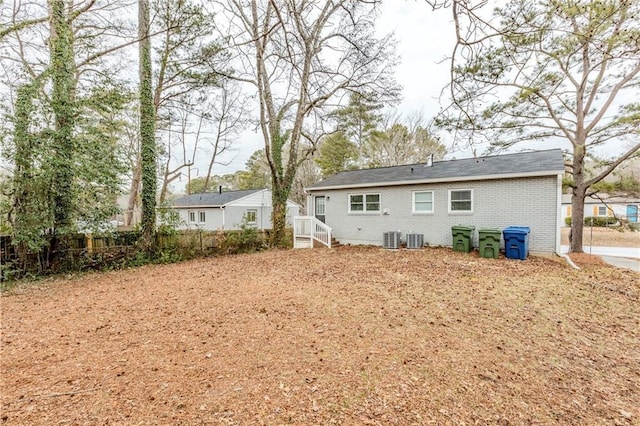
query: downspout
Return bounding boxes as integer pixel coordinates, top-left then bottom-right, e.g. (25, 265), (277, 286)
(556, 173), (579, 269)
(559, 252), (579, 269)
(221, 206), (225, 230)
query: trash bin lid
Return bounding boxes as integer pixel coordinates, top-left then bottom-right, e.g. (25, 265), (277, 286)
(479, 228), (501, 233)
(503, 226), (530, 234)
(452, 225), (476, 231)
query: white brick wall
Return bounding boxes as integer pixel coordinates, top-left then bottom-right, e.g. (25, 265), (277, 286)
(315, 176), (559, 253)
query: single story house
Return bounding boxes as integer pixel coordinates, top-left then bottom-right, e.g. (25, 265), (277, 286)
(172, 188), (300, 231)
(302, 149), (565, 255)
(561, 194), (639, 225)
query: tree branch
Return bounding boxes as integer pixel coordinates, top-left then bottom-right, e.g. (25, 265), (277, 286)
(585, 142), (640, 188)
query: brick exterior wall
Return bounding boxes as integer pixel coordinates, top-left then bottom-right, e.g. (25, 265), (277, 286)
(312, 176), (560, 253)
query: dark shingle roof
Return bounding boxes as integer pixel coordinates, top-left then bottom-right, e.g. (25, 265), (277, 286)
(173, 189), (263, 207)
(307, 149), (564, 190)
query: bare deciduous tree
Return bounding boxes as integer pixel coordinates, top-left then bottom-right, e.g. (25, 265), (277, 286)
(148, 0), (232, 202)
(220, 0), (399, 245)
(201, 79), (249, 193)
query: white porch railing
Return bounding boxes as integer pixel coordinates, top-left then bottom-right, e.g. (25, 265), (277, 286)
(293, 216), (332, 248)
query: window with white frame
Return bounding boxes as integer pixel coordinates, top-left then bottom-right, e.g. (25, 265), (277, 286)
(189, 211), (196, 222)
(413, 191), (434, 213)
(349, 193), (380, 213)
(449, 189), (473, 213)
(246, 209), (257, 224)
(597, 206), (607, 216)
(198, 211), (206, 223)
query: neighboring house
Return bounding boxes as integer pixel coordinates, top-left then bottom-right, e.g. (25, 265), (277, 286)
(172, 188), (300, 231)
(561, 194), (640, 225)
(302, 149), (565, 255)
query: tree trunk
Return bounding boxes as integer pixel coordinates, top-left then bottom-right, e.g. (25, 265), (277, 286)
(159, 164), (170, 204)
(270, 183), (289, 247)
(569, 146), (587, 253)
(49, 0), (77, 261)
(126, 156), (142, 227)
(203, 154), (218, 194)
(11, 84), (38, 269)
(570, 189), (587, 253)
(139, 0), (157, 251)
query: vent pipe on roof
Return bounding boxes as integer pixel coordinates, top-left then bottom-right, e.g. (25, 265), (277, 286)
(426, 154), (433, 167)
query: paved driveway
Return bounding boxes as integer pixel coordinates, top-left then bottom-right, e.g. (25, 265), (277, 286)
(560, 245), (639, 259)
(561, 245), (640, 272)
(599, 256), (640, 272)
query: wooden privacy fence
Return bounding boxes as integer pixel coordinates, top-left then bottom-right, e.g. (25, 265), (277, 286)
(0, 228), (276, 281)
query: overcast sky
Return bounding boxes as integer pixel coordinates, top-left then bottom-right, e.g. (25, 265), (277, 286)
(198, 2), (457, 180)
(377, 2), (455, 119)
(167, 0), (636, 194)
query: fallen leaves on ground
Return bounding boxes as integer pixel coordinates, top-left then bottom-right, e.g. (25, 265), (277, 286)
(1, 247), (638, 425)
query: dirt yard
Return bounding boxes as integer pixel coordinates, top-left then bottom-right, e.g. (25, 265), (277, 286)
(561, 226), (640, 247)
(1, 247), (639, 425)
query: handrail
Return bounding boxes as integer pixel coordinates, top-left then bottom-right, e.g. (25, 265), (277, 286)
(293, 216), (332, 248)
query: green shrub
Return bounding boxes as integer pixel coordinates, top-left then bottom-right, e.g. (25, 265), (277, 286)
(113, 230), (142, 246)
(566, 216), (619, 227)
(222, 225), (266, 254)
(583, 216), (618, 227)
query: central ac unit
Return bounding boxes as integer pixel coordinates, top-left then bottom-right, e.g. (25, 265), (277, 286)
(406, 233), (424, 249)
(383, 231), (401, 249)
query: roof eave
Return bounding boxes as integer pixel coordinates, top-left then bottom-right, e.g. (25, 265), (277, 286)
(171, 205), (224, 209)
(305, 170), (564, 192)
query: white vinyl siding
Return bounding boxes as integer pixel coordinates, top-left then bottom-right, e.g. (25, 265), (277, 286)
(413, 191), (434, 214)
(349, 193), (380, 213)
(175, 189), (299, 231)
(449, 189), (473, 213)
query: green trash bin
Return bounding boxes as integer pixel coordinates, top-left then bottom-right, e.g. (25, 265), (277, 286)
(451, 225), (475, 253)
(479, 228), (501, 259)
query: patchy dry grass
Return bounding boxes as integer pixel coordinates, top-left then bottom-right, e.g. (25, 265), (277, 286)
(1, 247), (639, 425)
(561, 226), (640, 247)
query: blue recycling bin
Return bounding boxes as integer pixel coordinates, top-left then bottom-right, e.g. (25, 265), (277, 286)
(502, 226), (530, 260)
